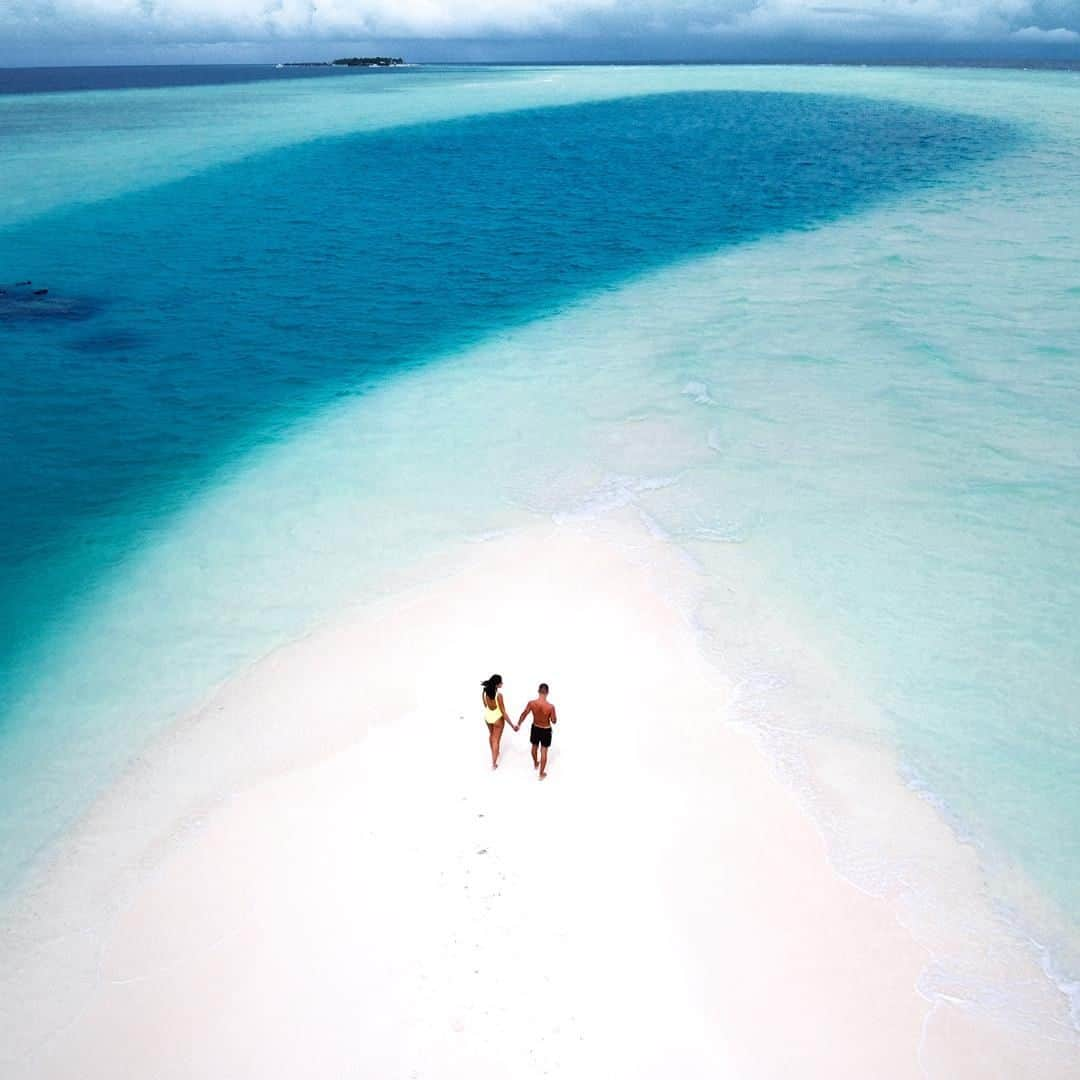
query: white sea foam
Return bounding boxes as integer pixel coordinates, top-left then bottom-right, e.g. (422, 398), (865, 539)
(549, 473), (683, 524)
(681, 380), (715, 405)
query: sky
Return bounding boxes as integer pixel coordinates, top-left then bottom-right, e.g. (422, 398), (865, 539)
(1, 0), (1079, 66)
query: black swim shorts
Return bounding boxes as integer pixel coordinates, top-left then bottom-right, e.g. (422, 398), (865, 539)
(530, 724), (552, 748)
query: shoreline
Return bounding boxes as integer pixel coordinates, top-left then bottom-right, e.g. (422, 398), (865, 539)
(2, 513), (1076, 1076)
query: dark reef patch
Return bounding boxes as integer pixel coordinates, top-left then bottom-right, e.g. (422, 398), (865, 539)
(0, 282), (97, 324)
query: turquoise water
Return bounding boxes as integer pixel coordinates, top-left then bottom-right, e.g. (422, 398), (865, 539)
(1, 63), (1078, 1034)
(0, 91), (1006, 696)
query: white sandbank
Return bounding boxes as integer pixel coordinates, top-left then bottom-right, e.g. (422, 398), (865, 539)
(1, 514), (1075, 1077)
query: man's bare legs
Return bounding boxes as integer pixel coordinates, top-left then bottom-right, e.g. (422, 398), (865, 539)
(539, 744), (549, 780)
(531, 742), (539, 770)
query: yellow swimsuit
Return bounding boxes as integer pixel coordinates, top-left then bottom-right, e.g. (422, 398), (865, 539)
(483, 695), (502, 725)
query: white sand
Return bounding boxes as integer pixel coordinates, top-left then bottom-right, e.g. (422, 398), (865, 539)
(2, 514), (1076, 1078)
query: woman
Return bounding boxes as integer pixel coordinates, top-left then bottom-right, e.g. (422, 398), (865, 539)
(481, 673), (515, 769)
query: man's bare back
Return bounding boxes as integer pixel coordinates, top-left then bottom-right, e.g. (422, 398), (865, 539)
(522, 698), (556, 728)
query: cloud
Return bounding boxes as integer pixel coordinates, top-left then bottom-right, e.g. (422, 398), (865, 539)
(1012, 24), (1080, 41)
(2, 0), (1079, 52)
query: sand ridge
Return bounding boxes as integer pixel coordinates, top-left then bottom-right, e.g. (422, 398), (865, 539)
(5, 516), (1070, 1077)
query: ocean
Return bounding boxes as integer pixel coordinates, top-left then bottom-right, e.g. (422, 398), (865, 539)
(1, 62), (1078, 1038)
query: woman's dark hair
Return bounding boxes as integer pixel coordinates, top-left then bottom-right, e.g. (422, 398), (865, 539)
(481, 674), (502, 699)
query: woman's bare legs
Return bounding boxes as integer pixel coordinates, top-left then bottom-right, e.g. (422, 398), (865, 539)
(488, 719), (504, 769)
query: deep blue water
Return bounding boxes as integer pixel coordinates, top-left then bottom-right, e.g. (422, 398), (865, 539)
(0, 64), (412, 95)
(0, 91), (1011, 712)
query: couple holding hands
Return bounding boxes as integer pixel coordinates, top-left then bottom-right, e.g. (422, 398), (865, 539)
(481, 674), (558, 779)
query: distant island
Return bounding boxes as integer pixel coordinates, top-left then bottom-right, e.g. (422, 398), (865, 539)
(334, 57), (404, 67)
(278, 57), (405, 68)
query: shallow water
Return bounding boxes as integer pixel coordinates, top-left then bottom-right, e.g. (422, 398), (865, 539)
(1, 62), (1078, 1045)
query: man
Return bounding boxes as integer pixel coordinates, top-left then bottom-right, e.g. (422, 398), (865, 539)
(518, 683), (558, 780)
